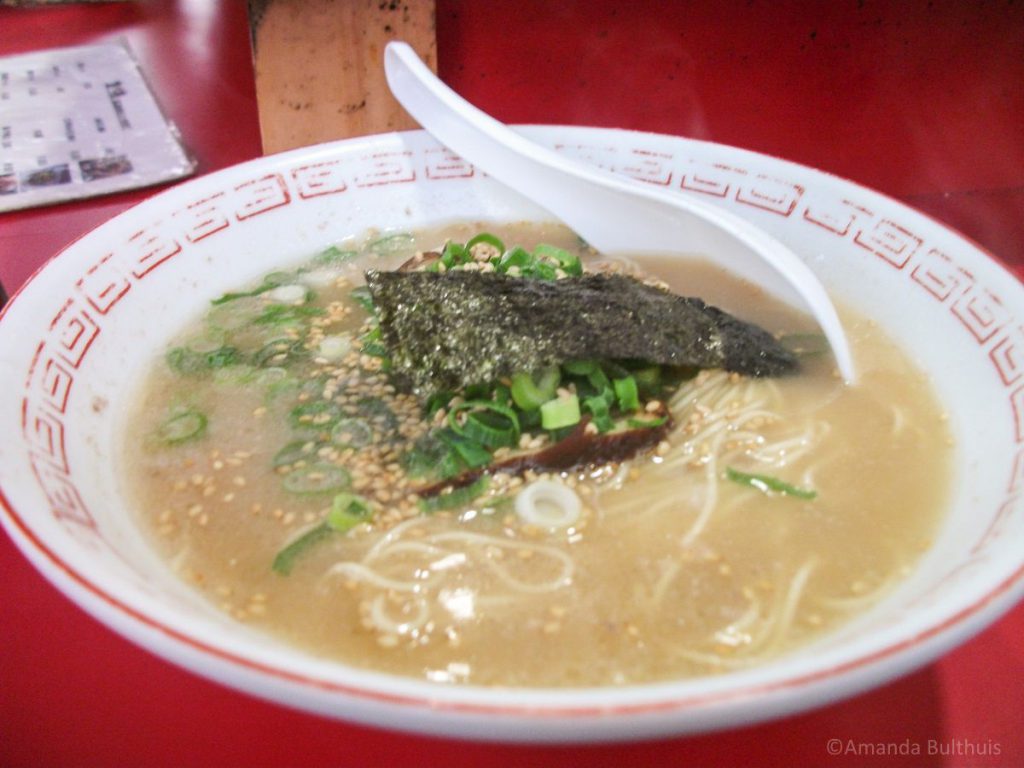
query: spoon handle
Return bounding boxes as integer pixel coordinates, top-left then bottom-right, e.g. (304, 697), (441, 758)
(384, 41), (854, 383)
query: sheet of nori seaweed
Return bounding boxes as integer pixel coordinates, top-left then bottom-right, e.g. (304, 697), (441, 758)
(365, 269), (798, 395)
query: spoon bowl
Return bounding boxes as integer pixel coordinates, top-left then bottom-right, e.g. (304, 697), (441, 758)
(384, 41), (855, 382)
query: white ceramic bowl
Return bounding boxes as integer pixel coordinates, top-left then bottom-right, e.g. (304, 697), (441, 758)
(1, 127), (1022, 743)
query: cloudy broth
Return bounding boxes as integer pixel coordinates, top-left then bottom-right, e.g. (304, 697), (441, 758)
(122, 222), (950, 686)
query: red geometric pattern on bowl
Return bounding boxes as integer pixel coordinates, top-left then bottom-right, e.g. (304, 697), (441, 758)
(4, 129), (1023, 730)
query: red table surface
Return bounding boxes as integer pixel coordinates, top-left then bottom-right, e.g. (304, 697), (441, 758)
(1, 2), (1022, 766)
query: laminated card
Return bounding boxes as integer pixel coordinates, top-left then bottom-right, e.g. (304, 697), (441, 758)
(0, 42), (195, 212)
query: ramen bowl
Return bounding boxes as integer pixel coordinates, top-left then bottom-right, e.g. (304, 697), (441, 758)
(1, 127), (1022, 742)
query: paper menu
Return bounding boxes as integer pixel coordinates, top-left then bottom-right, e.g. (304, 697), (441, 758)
(0, 41), (195, 213)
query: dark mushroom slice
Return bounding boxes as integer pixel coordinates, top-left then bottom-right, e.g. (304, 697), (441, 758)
(416, 408), (672, 498)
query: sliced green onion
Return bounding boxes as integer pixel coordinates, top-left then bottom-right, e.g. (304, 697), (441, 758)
(265, 380), (300, 401)
(210, 284), (273, 306)
(263, 271), (294, 287)
(206, 299), (260, 330)
(253, 304), (325, 326)
(498, 246), (534, 272)
(330, 417), (374, 448)
(402, 432), (450, 479)
(600, 360), (630, 380)
(253, 338), (306, 368)
(255, 367), (289, 384)
(725, 467), (817, 500)
(272, 522), (332, 575)
(533, 243), (582, 276)
(613, 376), (640, 412)
(166, 345), (242, 375)
(288, 403), (344, 434)
(441, 240), (470, 268)
(211, 364), (256, 386)
(158, 408), (207, 444)
(314, 245), (358, 265)
(350, 285), (375, 313)
(492, 383), (512, 406)
(583, 395), (615, 433)
(299, 375), (329, 396)
(282, 463), (351, 494)
(355, 397), (400, 433)
(273, 440), (320, 468)
(627, 414), (668, 429)
(182, 329), (227, 354)
(437, 429), (493, 469)
(479, 494), (515, 512)
(631, 365), (662, 395)
(540, 393), (581, 430)
(211, 271), (292, 306)
(423, 390), (454, 417)
(406, 429), (489, 480)
(517, 407), (541, 430)
(529, 260), (559, 280)
(359, 326), (388, 358)
(211, 286), (272, 305)
(165, 347), (205, 375)
(289, 401), (343, 430)
(368, 232), (415, 254)
(462, 382), (491, 400)
(465, 232), (505, 254)
(419, 476), (490, 513)
(448, 400), (520, 449)
(204, 346), (244, 369)
(510, 367), (561, 411)
(359, 323), (382, 344)
(435, 449), (464, 480)
(327, 492), (373, 533)
(587, 366), (612, 396)
(361, 341), (389, 358)
(561, 359), (598, 376)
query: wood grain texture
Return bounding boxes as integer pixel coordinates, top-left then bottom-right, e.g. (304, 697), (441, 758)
(250, 0), (436, 154)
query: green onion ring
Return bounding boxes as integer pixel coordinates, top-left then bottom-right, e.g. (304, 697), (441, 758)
(447, 400), (520, 449)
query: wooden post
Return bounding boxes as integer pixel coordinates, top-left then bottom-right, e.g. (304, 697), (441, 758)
(248, 0), (437, 154)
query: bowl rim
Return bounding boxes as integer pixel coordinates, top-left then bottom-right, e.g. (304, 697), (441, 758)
(2, 125), (1023, 737)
